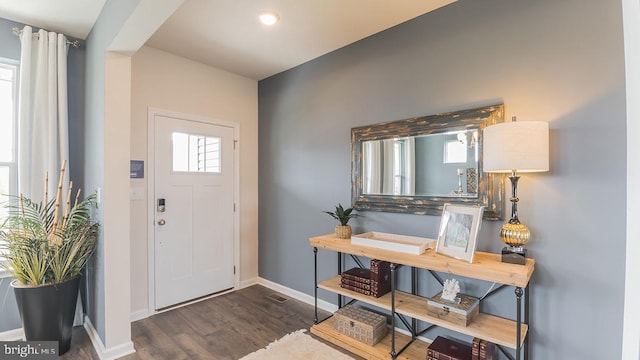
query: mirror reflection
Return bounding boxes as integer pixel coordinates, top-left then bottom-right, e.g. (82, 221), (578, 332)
(351, 104), (505, 220)
(362, 130), (479, 197)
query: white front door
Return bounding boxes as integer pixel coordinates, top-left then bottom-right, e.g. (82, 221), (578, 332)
(153, 114), (235, 309)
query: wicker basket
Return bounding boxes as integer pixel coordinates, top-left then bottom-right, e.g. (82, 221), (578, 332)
(335, 225), (352, 239)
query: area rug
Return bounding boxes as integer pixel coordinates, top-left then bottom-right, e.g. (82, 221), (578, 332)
(239, 329), (356, 360)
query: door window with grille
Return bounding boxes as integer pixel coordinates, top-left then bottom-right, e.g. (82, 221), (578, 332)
(172, 132), (222, 173)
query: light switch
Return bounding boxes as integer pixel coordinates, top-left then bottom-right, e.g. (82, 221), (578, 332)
(130, 187), (145, 201)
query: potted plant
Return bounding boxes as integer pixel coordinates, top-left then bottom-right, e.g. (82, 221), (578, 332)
(0, 163), (98, 355)
(323, 204), (360, 239)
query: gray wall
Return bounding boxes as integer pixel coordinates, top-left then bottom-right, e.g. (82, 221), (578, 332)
(83, 0), (140, 344)
(258, 0), (626, 359)
(0, 17), (86, 333)
(0, 18), (20, 60)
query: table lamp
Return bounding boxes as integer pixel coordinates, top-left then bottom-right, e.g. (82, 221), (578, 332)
(483, 117), (549, 265)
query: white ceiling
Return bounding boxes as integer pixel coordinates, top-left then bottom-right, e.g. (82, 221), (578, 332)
(0, 0), (107, 39)
(0, 0), (457, 80)
(147, 0), (457, 80)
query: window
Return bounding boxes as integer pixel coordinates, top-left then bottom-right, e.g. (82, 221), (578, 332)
(444, 139), (467, 164)
(0, 61), (18, 222)
(172, 132), (221, 173)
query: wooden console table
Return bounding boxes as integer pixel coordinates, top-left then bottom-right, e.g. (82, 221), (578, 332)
(309, 233), (535, 360)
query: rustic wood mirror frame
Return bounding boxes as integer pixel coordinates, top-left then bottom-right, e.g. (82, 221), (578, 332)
(351, 104), (505, 220)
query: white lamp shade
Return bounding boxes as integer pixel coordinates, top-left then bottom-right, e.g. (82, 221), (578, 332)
(483, 121), (549, 173)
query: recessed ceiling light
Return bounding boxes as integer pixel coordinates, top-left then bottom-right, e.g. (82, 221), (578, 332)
(259, 11), (280, 26)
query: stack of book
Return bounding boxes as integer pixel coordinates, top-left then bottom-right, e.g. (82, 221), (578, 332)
(427, 336), (472, 360)
(340, 267), (372, 296)
(340, 259), (391, 298)
(472, 338), (496, 360)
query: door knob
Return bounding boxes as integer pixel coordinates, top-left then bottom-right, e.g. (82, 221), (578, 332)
(157, 219), (166, 226)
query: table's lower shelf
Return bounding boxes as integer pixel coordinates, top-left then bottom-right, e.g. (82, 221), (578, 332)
(311, 317), (429, 360)
(318, 275), (527, 349)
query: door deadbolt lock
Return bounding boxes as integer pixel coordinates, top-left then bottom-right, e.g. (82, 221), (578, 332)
(157, 219), (166, 226)
(157, 198), (166, 212)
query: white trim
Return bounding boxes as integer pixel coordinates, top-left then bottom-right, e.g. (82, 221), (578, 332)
(256, 278), (434, 345)
(146, 108), (157, 316)
(130, 309), (150, 322)
(0, 59), (19, 265)
(233, 125), (241, 295)
(146, 107), (241, 314)
(0, 60), (18, 202)
(83, 315), (135, 360)
(258, 277), (338, 313)
(623, 0), (640, 358)
(240, 277), (258, 289)
(0, 328), (24, 341)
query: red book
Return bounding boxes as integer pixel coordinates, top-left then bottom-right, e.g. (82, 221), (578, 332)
(370, 260), (391, 297)
(479, 339), (496, 360)
(472, 337), (481, 360)
(341, 267), (371, 284)
(427, 336), (472, 360)
(471, 338), (496, 360)
(340, 278), (371, 290)
(339, 283), (371, 295)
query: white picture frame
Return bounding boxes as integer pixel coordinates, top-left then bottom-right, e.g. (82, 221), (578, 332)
(435, 204), (484, 263)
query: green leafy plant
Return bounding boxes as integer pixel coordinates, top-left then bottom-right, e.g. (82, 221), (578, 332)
(0, 164), (98, 286)
(323, 203), (361, 226)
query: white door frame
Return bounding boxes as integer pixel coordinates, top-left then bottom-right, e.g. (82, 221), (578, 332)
(146, 107), (240, 314)
(622, 0), (640, 357)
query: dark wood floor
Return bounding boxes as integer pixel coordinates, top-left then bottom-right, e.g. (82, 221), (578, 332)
(61, 285), (353, 360)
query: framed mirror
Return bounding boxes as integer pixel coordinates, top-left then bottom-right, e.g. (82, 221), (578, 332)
(351, 104), (505, 220)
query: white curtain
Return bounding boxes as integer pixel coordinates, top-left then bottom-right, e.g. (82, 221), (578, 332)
(363, 141), (382, 194)
(18, 26), (70, 201)
(382, 139), (395, 194)
(404, 137), (416, 195)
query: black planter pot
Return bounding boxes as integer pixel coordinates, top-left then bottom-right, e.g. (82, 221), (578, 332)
(12, 276), (81, 355)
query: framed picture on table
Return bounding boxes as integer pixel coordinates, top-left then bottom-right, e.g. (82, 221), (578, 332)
(435, 204), (484, 263)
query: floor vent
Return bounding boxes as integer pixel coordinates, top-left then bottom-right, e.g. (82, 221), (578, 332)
(267, 293), (289, 303)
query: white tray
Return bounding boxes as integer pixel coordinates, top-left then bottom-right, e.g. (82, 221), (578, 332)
(350, 232), (435, 255)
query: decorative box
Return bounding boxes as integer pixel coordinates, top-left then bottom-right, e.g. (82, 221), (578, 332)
(333, 305), (387, 346)
(427, 336), (472, 360)
(427, 291), (479, 327)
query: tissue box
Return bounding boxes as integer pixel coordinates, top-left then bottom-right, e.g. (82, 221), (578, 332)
(427, 291), (479, 327)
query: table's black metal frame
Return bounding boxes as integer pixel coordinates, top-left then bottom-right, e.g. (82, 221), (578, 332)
(313, 248), (530, 360)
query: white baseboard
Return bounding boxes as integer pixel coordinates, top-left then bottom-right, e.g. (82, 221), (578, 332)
(257, 277), (338, 313)
(256, 278), (433, 344)
(0, 328), (24, 341)
(240, 277), (259, 289)
(130, 309), (150, 322)
(83, 316), (135, 360)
